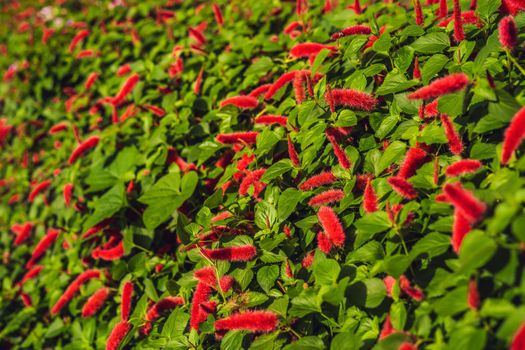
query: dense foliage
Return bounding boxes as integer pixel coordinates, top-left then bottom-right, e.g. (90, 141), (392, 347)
(3, 0), (525, 349)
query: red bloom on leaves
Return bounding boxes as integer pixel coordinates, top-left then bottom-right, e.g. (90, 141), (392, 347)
(49, 121), (69, 134)
(409, 73), (469, 100)
(215, 311), (279, 333)
(85, 72), (98, 90)
(92, 240), (124, 261)
(363, 178), (378, 213)
(317, 231), (333, 253)
(216, 131), (258, 145)
(212, 3), (224, 26)
(302, 251), (315, 268)
(248, 84), (272, 98)
(413, 56), (421, 80)
(440, 114), (463, 155)
(299, 171), (337, 191)
(388, 176), (417, 199)
(190, 282), (213, 330)
(501, 106), (525, 164)
(443, 182), (486, 224)
(18, 265), (43, 287)
(445, 159), (481, 177)
(63, 183), (73, 207)
(68, 29), (89, 52)
(499, 16), (518, 49)
(331, 25), (371, 40)
(439, 0), (448, 17)
(121, 281), (134, 321)
(289, 42), (337, 58)
(76, 49), (96, 59)
(142, 296), (184, 334)
(82, 219), (111, 240)
(434, 156), (440, 185)
(467, 279), (480, 310)
(194, 67), (204, 95)
(379, 314), (395, 340)
(264, 71), (297, 100)
(317, 206), (346, 247)
(28, 180), (52, 202)
(326, 130), (351, 169)
(325, 88), (378, 111)
(68, 135), (100, 165)
(50, 269), (101, 315)
(399, 275), (425, 301)
(293, 70), (307, 104)
(255, 115), (287, 126)
(422, 99), (439, 118)
(106, 320), (130, 350)
(452, 209), (472, 253)
(112, 73), (140, 106)
(453, 0), (465, 42)
(308, 189), (345, 207)
(239, 169), (266, 197)
(511, 321), (525, 350)
(220, 95), (259, 109)
(116, 64), (131, 77)
(26, 228), (59, 269)
(415, 0), (424, 25)
(143, 104), (166, 117)
(398, 147), (429, 179)
(399, 343), (418, 350)
(287, 135), (301, 167)
(202, 245), (257, 261)
(11, 222), (34, 246)
(82, 287), (110, 318)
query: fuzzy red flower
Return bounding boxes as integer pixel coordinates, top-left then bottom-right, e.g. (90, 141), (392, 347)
(331, 25), (371, 40)
(121, 281), (133, 321)
(255, 115), (287, 126)
(293, 70), (307, 104)
(415, 0), (424, 25)
(216, 131), (258, 145)
(190, 282), (213, 330)
(499, 16), (518, 49)
(220, 95), (259, 109)
(249, 84), (272, 98)
(116, 64), (131, 77)
(453, 0), (465, 42)
(68, 135), (100, 165)
(212, 3), (224, 26)
(84, 72), (98, 90)
(413, 56), (421, 80)
(202, 245), (257, 261)
(63, 183), (73, 207)
(264, 71), (297, 100)
(379, 314), (395, 340)
(317, 206), (345, 247)
(445, 159), (481, 177)
(68, 29), (89, 52)
(26, 228), (59, 269)
(363, 178), (378, 213)
(106, 320), (130, 350)
(467, 279), (480, 310)
(308, 189), (345, 207)
(112, 73), (140, 106)
(92, 240), (124, 261)
(28, 180), (52, 202)
(142, 296), (184, 334)
(439, 0), (448, 17)
(50, 269), (101, 315)
(399, 275), (425, 301)
(287, 135), (301, 167)
(326, 88), (378, 111)
(399, 343), (418, 350)
(215, 311), (279, 333)
(239, 169), (266, 196)
(440, 114), (463, 155)
(408, 73), (469, 100)
(11, 222), (34, 246)
(299, 171), (337, 191)
(443, 182), (486, 224)
(398, 147), (428, 179)
(501, 106), (525, 164)
(289, 42), (337, 58)
(511, 321), (525, 350)
(388, 176), (417, 200)
(18, 265), (43, 287)
(82, 287), (110, 318)
(326, 130), (351, 169)
(317, 231), (333, 253)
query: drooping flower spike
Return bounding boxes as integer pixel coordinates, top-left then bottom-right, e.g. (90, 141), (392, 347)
(440, 114), (463, 155)
(325, 88), (378, 111)
(82, 287), (110, 318)
(50, 269), (101, 315)
(68, 135), (100, 165)
(216, 132), (259, 145)
(220, 95), (259, 109)
(299, 171), (337, 191)
(214, 311), (279, 333)
(443, 182), (486, 224)
(106, 320), (131, 350)
(289, 42), (337, 58)
(330, 25), (371, 40)
(445, 159), (481, 177)
(499, 16), (518, 49)
(501, 106), (525, 164)
(317, 206), (346, 247)
(408, 73), (469, 100)
(388, 176), (417, 200)
(308, 189), (345, 207)
(202, 245), (257, 261)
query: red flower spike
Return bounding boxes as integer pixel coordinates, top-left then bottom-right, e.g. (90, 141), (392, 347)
(212, 3), (224, 26)
(302, 251), (315, 268)
(84, 72), (98, 90)
(415, 0), (424, 25)
(116, 64), (131, 77)
(106, 320), (130, 350)
(511, 321), (525, 350)
(202, 245), (257, 261)
(112, 73), (140, 106)
(12, 222), (34, 246)
(68, 135), (100, 165)
(467, 279), (480, 310)
(248, 84), (272, 98)
(289, 42), (337, 58)
(317, 231), (333, 253)
(308, 189), (345, 207)
(317, 206), (346, 247)
(28, 180), (52, 202)
(440, 114), (463, 155)
(255, 115), (287, 126)
(453, 0), (465, 42)
(121, 281), (133, 321)
(331, 25), (371, 40)
(409, 73), (469, 100)
(26, 228), (59, 269)
(239, 169), (266, 196)
(220, 95), (259, 109)
(443, 182), (486, 224)
(388, 176), (417, 199)
(501, 105), (525, 165)
(433, 156), (440, 185)
(499, 16), (518, 49)
(17, 265), (43, 287)
(216, 132), (258, 145)
(142, 296), (184, 334)
(379, 314), (395, 340)
(194, 67), (204, 95)
(445, 159), (481, 177)
(92, 240), (124, 261)
(451, 209), (472, 253)
(399, 342), (418, 350)
(325, 88), (378, 111)
(413, 56), (421, 80)
(63, 183), (73, 207)
(363, 178), (378, 213)
(190, 282), (213, 330)
(68, 29), (89, 52)
(399, 275), (425, 301)
(264, 71), (297, 100)
(293, 71), (307, 104)
(215, 311), (279, 333)
(299, 171), (337, 191)
(50, 269), (101, 315)
(287, 135), (301, 167)
(82, 287), (110, 318)
(398, 147), (428, 179)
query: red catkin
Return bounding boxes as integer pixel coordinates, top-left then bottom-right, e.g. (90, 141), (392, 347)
(68, 135), (100, 165)
(255, 115), (287, 126)
(28, 180), (52, 202)
(289, 42), (337, 58)
(331, 25), (371, 40)
(63, 183), (73, 207)
(215, 311), (279, 333)
(143, 104), (166, 117)
(190, 282), (213, 330)
(363, 178), (378, 213)
(50, 269), (101, 315)
(415, 0), (424, 25)
(18, 265), (43, 286)
(317, 206), (345, 247)
(248, 84), (272, 98)
(239, 169), (266, 196)
(220, 95), (259, 109)
(142, 296), (184, 334)
(499, 16), (518, 49)
(287, 135), (301, 167)
(68, 29), (89, 52)
(194, 67), (204, 95)
(317, 231), (333, 253)
(326, 88), (378, 111)
(501, 106), (525, 164)
(467, 279), (480, 310)
(413, 56), (421, 80)
(443, 182), (486, 223)
(216, 131), (258, 145)
(326, 130), (351, 169)
(112, 73), (140, 105)
(398, 147), (428, 179)
(439, 0), (448, 17)
(202, 245), (257, 261)
(299, 171), (337, 191)
(440, 114), (463, 155)
(445, 159), (481, 177)
(293, 71), (307, 104)
(409, 73), (469, 100)
(92, 240), (124, 261)
(399, 342), (418, 350)
(49, 121), (69, 134)
(116, 64), (131, 77)
(453, 0), (465, 42)
(106, 320), (131, 350)
(26, 228), (59, 269)
(264, 71), (297, 100)
(379, 314), (395, 340)
(388, 176), (417, 199)
(308, 189), (345, 207)
(85, 72), (98, 90)
(399, 275), (425, 301)
(212, 3), (224, 26)
(82, 287), (110, 318)
(511, 321), (525, 350)
(12, 222), (34, 246)
(121, 281), (133, 321)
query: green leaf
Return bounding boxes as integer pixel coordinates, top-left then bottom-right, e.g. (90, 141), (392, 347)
(83, 183), (127, 231)
(162, 309), (190, 338)
(257, 265), (279, 293)
(313, 257), (340, 285)
(277, 188), (303, 221)
(410, 232), (451, 259)
(376, 72), (418, 96)
(458, 231), (497, 274)
(220, 331), (246, 350)
(284, 336), (325, 350)
(260, 159), (293, 182)
(411, 32), (450, 54)
(289, 289), (322, 317)
(376, 141), (406, 176)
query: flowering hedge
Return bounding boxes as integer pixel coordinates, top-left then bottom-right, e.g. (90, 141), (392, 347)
(3, 0), (525, 349)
